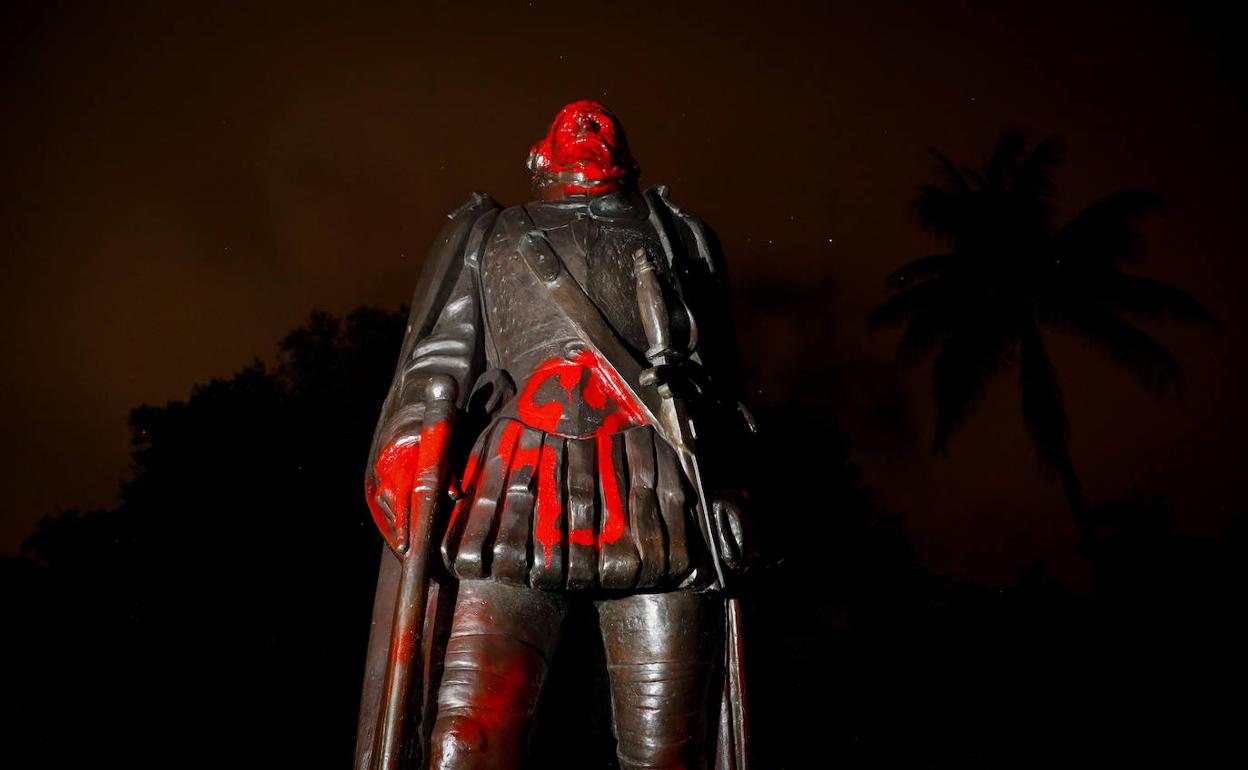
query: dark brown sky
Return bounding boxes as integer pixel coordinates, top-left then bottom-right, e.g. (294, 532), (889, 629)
(3, 0), (1245, 590)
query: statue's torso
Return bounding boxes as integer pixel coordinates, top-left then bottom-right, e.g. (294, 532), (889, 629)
(442, 194), (704, 591)
(480, 197), (665, 438)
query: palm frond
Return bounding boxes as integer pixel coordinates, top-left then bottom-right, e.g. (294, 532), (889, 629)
(963, 167), (987, 189)
(1018, 322), (1070, 472)
(884, 254), (953, 289)
(1052, 188), (1164, 265)
(915, 185), (962, 238)
(932, 319), (1019, 452)
(1015, 136), (1060, 204)
(896, 302), (971, 363)
(1045, 301), (1184, 398)
(985, 130), (1026, 192)
(918, 150), (977, 239)
(868, 279), (949, 331)
(1092, 272), (1221, 330)
(930, 149), (971, 194)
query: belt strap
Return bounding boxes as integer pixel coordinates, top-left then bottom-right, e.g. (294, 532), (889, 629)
(513, 208), (666, 430)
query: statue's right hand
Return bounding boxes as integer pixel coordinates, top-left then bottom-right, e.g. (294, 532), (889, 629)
(365, 433), (422, 551)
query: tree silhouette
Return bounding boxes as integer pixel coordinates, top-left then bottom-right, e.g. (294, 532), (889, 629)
(12, 307), (407, 770)
(869, 131), (1219, 537)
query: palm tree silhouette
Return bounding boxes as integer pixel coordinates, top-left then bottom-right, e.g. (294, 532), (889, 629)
(870, 131), (1219, 538)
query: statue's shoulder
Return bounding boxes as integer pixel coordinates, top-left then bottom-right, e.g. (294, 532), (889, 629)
(643, 183), (698, 220)
(492, 203), (535, 235)
(442, 192), (512, 268)
(424, 192), (503, 264)
(403, 193), (502, 340)
(642, 184), (725, 277)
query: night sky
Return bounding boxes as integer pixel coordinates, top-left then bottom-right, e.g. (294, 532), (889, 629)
(3, 0), (1245, 591)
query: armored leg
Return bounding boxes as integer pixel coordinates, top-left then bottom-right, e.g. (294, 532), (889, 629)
(597, 590), (722, 770)
(431, 579), (568, 770)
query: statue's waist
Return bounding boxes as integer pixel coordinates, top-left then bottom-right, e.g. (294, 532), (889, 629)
(494, 348), (650, 439)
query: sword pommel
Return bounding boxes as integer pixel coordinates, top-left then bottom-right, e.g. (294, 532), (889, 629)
(424, 373), (458, 404)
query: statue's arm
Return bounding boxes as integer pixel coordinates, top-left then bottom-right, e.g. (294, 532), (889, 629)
(364, 196), (496, 549)
(378, 266), (483, 451)
(666, 206), (761, 571)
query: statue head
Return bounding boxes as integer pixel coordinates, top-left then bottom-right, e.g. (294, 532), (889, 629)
(527, 100), (639, 199)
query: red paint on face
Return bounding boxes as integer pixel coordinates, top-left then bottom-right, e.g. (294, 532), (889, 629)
(528, 100), (639, 196)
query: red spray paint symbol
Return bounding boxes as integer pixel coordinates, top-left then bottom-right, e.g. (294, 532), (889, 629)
(448, 350), (648, 567)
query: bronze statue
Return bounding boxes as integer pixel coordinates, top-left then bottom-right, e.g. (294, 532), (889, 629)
(354, 101), (755, 770)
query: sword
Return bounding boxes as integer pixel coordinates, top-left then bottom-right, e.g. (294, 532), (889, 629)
(372, 374), (458, 770)
(634, 248), (749, 769)
(633, 247), (726, 588)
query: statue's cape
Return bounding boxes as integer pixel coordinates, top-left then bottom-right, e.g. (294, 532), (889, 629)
(364, 192), (502, 477)
(355, 192), (499, 770)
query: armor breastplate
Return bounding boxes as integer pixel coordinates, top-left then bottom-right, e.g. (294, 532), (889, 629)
(479, 199), (663, 438)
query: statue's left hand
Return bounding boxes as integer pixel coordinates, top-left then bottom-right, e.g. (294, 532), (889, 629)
(712, 494), (756, 574)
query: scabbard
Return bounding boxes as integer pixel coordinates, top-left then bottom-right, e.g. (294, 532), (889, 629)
(725, 596), (749, 769)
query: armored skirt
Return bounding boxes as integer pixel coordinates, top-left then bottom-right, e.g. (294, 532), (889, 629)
(440, 416), (705, 591)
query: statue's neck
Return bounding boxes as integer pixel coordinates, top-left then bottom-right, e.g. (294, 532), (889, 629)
(532, 178), (635, 202)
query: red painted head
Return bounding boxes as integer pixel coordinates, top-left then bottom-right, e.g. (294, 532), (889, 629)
(527, 100), (640, 197)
